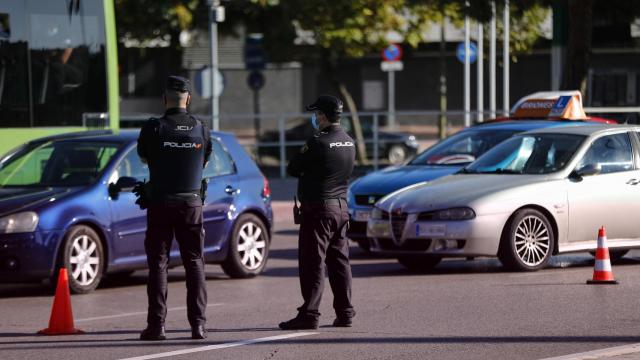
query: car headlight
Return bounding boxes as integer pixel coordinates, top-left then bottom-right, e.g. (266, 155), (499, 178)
(405, 135), (419, 148)
(0, 211), (39, 234)
(418, 207), (475, 221)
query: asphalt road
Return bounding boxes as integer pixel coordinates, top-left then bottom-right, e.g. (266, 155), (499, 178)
(2, 201), (640, 360)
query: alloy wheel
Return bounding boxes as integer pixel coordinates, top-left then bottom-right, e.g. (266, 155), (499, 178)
(514, 215), (551, 267)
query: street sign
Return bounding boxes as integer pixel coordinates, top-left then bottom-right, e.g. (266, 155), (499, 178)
(247, 71), (265, 91)
(382, 43), (403, 62)
(245, 34), (266, 71)
(381, 61), (404, 72)
(194, 67), (224, 98)
(456, 42), (478, 64)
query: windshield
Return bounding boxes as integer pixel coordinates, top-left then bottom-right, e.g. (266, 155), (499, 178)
(463, 133), (585, 174)
(0, 140), (120, 187)
(409, 129), (518, 166)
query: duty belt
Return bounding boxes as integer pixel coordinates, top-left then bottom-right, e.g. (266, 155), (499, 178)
(302, 198), (347, 206)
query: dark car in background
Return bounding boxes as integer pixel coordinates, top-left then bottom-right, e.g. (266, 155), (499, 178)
(0, 130), (272, 293)
(258, 118), (420, 165)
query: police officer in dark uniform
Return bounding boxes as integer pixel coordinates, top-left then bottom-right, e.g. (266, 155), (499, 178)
(137, 76), (212, 340)
(279, 95), (356, 330)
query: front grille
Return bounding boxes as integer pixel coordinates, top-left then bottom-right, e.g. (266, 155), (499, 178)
(355, 194), (384, 206)
(391, 213), (407, 240)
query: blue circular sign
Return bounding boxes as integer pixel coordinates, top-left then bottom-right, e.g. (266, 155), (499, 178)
(456, 42), (477, 64)
(382, 44), (403, 62)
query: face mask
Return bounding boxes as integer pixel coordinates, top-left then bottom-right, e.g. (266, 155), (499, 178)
(311, 113), (320, 130)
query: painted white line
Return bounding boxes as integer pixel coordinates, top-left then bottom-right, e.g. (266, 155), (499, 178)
(539, 343), (640, 360)
(76, 304), (223, 323)
(117, 332), (318, 360)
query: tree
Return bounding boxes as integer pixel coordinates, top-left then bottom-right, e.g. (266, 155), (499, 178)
(115, 0), (201, 48)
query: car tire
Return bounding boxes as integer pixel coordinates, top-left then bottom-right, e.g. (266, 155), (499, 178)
(52, 225), (105, 294)
(397, 255), (442, 272)
(387, 145), (407, 165)
(589, 249), (629, 264)
(222, 214), (270, 278)
(498, 208), (554, 271)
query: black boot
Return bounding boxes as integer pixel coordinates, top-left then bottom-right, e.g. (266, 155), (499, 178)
(191, 325), (207, 339)
(140, 326), (166, 341)
(278, 316), (318, 330)
(332, 317), (352, 327)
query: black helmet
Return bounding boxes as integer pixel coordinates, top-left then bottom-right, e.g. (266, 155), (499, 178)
(306, 95), (343, 117)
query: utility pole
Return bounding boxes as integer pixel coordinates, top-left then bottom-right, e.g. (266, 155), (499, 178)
(439, 18), (447, 139)
(503, 0), (510, 115)
(477, 22), (484, 123)
(490, 1), (496, 119)
(464, 6), (470, 127)
(208, 0), (222, 131)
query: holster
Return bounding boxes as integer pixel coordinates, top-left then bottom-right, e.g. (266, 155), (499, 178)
(200, 178), (208, 205)
(132, 180), (153, 210)
(293, 195), (302, 225)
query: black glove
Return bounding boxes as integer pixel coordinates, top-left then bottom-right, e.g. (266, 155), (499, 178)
(132, 181), (148, 210)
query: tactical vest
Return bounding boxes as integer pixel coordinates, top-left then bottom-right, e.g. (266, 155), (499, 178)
(150, 116), (205, 194)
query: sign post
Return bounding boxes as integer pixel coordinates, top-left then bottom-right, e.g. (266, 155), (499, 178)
(381, 43), (403, 128)
(245, 34), (266, 137)
(208, 0), (224, 131)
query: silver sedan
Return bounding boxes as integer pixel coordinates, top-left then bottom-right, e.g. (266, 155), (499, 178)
(367, 125), (640, 271)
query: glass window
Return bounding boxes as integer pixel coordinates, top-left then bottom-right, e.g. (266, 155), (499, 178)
(0, 140), (120, 186)
(410, 129), (518, 166)
(115, 147), (149, 182)
(577, 133), (634, 174)
(203, 139), (235, 178)
(0, 0), (106, 128)
(465, 134), (585, 174)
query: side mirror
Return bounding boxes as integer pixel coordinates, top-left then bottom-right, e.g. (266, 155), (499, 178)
(572, 163), (601, 180)
(108, 176), (138, 197)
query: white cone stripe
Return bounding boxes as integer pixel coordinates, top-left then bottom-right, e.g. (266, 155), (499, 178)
(595, 259), (612, 272)
(597, 235), (608, 249)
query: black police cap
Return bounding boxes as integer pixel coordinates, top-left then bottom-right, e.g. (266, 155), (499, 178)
(165, 75), (191, 93)
(306, 95), (343, 116)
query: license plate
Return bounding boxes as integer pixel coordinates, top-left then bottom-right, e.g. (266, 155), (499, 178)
(416, 223), (446, 237)
(367, 222), (390, 237)
(354, 210), (371, 222)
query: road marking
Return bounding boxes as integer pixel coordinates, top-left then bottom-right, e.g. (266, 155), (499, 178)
(76, 304), (223, 323)
(539, 343), (640, 360)
(117, 332), (318, 360)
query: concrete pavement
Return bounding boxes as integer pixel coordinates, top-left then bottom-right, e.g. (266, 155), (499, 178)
(2, 202), (640, 359)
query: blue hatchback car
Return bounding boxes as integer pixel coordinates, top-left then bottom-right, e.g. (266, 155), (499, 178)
(347, 120), (605, 251)
(0, 130), (273, 293)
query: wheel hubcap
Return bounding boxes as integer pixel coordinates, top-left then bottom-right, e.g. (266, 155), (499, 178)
(69, 235), (99, 286)
(237, 222), (266, 270)
(514, 215), (550, 267)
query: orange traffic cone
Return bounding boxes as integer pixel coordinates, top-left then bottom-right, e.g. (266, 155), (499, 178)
(38, 268), (84, 335)
(586, 227), (618, 285)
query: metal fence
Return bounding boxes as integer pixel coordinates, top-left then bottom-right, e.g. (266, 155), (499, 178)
(120, 107), (640, 178)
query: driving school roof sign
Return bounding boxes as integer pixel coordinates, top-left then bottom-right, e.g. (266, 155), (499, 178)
(511, 92), (588, 120)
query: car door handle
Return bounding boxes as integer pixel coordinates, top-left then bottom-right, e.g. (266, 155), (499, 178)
(626, 179), (640, 185)
(225, 186), (240, 195)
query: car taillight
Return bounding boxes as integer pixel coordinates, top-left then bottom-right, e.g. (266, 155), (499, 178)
(262, 176), (271, 199)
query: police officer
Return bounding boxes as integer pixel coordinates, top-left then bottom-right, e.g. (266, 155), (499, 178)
(279, 95), (356, 330)
(137, 76), (212, 340)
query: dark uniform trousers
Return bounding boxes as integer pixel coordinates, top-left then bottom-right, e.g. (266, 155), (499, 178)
(145, 201), (207, 328)
(297, 199), (355, 319)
